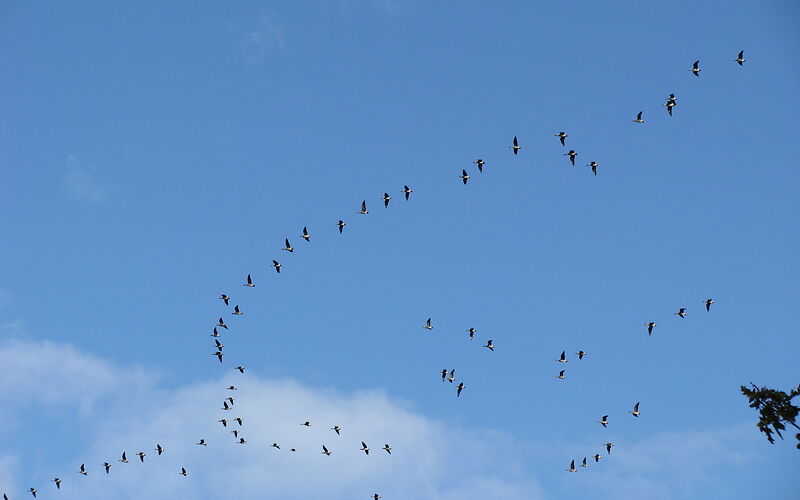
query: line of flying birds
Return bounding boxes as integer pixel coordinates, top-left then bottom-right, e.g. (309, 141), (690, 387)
(6, 51), (744, 499)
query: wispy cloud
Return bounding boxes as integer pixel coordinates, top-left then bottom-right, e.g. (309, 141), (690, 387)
(63, 154), (108, 204)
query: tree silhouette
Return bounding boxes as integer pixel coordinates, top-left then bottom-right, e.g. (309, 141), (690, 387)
(741, 383), (800, 449)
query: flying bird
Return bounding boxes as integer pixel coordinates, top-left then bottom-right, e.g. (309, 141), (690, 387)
(597, 415), (609, 428)
(219, 419), (228, 427)
(587, 161), (599, 176)
(557, 351), (568, 362)
(633, 111), (644, 123)
(136, 452), (145, 463)
(704, 298), (714, 311)
(460, 169), (470, 185)
(564, 150), (577, 166)
(555, 131), (568, 146)
(441, 369), (447, 381)
(457, 382), (465, 397)
(213, 351), (223, 363)
(235, 366), (245, 373)
(466, 327), (476, 340)
(227, 386), (237, 390)
(272, 443), (281, 449)
(690, 60), (701, 76)
(734, 50), (746, 65)
(78, 463), (88, 475)
(605, 442), (614, 454)
(373, 495), (381, 500)
(556, 369), (566, 380)
(119, 452), (129, 463)
(238, 437), (247, 445)
(383, 444), (392, 454)
(509, 136), (522, 155)
(423, 318), (433, 331)
(217, 317), (228, 329)
(322, 445), (332, 456)
(581, 457), (589, 468)
(282, 238), (294, 252)
(197, 439), (207, 446)
(52, 478), (61, 489)
(156, 444), (164, 456)
(474, 159), (485, 173)
(645, 322), (656, 335)
(402, 185), (413, 200)
(332, 425), (341, 435)
(576, 350), (588, 360)
(232, 305), (242, 315)
(219, 294), (230, 305)
(630, 401), (641, 417)
(211, 327), (220, 338)
(357, 200), (369, 214)
(180, 467), (188, 477)
(30, 488), (36, 498)
(675, 307), (687, 318)
(483, 339), (494, 351)
(227, 396), (235, 406)
(302, 226), (311, 242)
(235, 417), (244, 426)
(447, 369), (456, 383)
(244, 274), (255, 287)
(103, 462), (111, 473)
(360, 441), (370, 455)
(214, 339), (223, 350)
(566, 460), (577, 472)
(221, 401), (231, 411)
(337, 220), (346, 234)
(301, 421), (311, 427)
(594, 454), (602, 463)
(272, 260), (281, 273)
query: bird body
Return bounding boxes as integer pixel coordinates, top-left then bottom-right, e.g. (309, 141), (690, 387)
(219, 294), (230, 305)
(690, 60), (701, 76)
(272, 260), (281, 273)
(576, 350), (587, 360)
(633, 111), (644, 123)
(735, 50), (746, 65)
(646, 322), (656, 335)
(564, 150), (577, 166)
(630, 401), (641, 417)
(704, 298), (714, 311)
(302, 226), (311, 242)
(460, 169), (470, 185)
(402, 185), (413, 200)
(457, 382), (465, 397)
(423, 318), (433, 331)
(555, 132), (568, 146)
(337, 220), (346, 233)
(282, 238), (294, 252)
(557, 350), (568, 362)
(244, 274), (255, 287)
(474, 159), (485, 173)
(361, 441), (370, 455)
(556, 369), (566, 379)
(483, 339), (494, 351)
(382, 193), (391, 208)
(509, 136), (522, 154)
(597, 415), (609, 428)
(357, 200), (369, 214)
(566, 460), (577, 472)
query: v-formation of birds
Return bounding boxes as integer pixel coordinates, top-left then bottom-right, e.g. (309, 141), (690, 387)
(7, 52), (744, 498)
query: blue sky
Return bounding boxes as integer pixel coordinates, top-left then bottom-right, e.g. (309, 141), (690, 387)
(1, 0), (799, 498)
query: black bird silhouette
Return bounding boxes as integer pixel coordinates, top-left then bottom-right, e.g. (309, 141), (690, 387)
(555, 131), (567, 146)
(460, 169), (470, 185)
(474, 159), (485, 173)
(509, 136), (521, 155)
(735, 50), (746, 65)
(402, 185), (413, 200)
(337, 220), (346, 234)
(272, 260), (281, 273)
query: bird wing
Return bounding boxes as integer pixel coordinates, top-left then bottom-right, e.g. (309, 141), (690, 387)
(637, 111), (642, 120)
(513, 136), (518, 146)
(361, 201), (367, 212)
(693, 60), (700, 68)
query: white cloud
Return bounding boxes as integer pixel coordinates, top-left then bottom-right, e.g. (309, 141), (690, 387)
(63, 154), (108, 204)
(0, 337), (542, 500)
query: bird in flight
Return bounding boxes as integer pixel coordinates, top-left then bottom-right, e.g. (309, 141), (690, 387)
(423, 318), (433, 331)
(234, 417), (244, 426)
(360, 441), (370, 455)
(357, 200), (369, 214)
(402, 185), (413, 200)
(556, 369), (566, 380)
(581, 457), (589, 468)
(136, 452), (145, 463)
(322, 445), (332, 456)
(301, 421), (311, 427)
(373, 494), (381, 500)
(30, 488), (37, 498)
(244, 274), (255, 287)
(235, 366), (245, 373)
(227, 385), (237, 391)
(555, 131), (568, 146)
(566, 460), (577, 472)
(466, 327), (476, 340)
(633, 111), (644, 123)
(103, 462), (111, 473)
(474, 159), (485, 173)
(180, 467), (188, 477)
(441, 369), (447, 381)
(382, 193), (392, 208)
(219, 294), (230, 305)
(587, 161), (599, 176)
(232, 304), (243, 315)
(52, 478), (61, 489)
(217, 317), (228, 329)
(704, 298), (714, 311)
(301, 226), (311, 242)
(575, 350), (588, 360)
(155, 444), (164, 456)
(337, 220), (346, 234)
(483, 339), (494, 351)
(272, 260), (281, 273)
(509, 136), (522, 155)
(219, 419), (228, 427)
(78, 463), (88, 475)
(675, 307), (687, 319)
(272, 443), (280, 449)
(119, 452), (129, 463)
(197, 439), (207, 446)
(282, 238), (294, 252)
(597, 415), (609, 428)
(457, 382), (465, 397)
(210, 327), (220, 338)
(557, 351), (568, 362)
(332, 425), (341, 435)
(213, 351), (223, 363)
(630, 401), (641, 417)
(664, 93), (677, 116)
(645, 322), (656, 335)
(383, 443), (392, 454)
(460, 169), (470, 185)
(605, 442), (614, 454)
(221, 401), (231, 411)
(593, 454), (602, 463)
(238, 437), (247, 445)
(734, 50), (746, 65)
(564, 150), (577, 166)
(690, 60), (701, 76)
(214, 337), (224, 350)
(447, 369), (456, 383)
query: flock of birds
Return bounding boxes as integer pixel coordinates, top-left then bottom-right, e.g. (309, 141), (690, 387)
(4, 51), (747, 499)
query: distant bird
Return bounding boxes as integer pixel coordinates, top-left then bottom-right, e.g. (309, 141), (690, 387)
(52, 478), (61, 489)
(457, 382), (465, 397)
(483, 339), (494, 351)
(337, 220), (346, 234)
(593, 454), (602, 463)
(180, 467), (188, 477)
(29, 488), (36, 498)
(605, 442), (614, 454)
(238, 437), (246, 445)
(474, 159), (485, 173)
(566, 460), (577, 472)
(136, 452), (145, 463)
(587, 161), (599, 176)
(197, 439), (207, 446)
(556, 369), (566, 380)
(704, 298), (714, 311)
(564, 150), (577, 166)
(664, 100), (676, 116)
(232, 305), (242, 315)
(597, 415), (609, 428)
(667, 93), (677, 103)
(447, 369), (455, 383)
(509, 136), (522, 155)
(222, 401), (231, 411)
(103, 462), (111, 473)
(332, 425), (341, 435)
(460, 169), (470, 185)
(382, 193), (392, 208)
(690, 60), (701, 76)
(373, 495), (381, 500)
(291, 448), (296, 452)
(211, 327), (220, 338)
(234, 417), (244, 426)
(272, 443), (281, 449)
(734, 50), (746, 65)
(383, 443), (392, 454)
(230, 430), (239, 439)
(235, 366), (245, 373)
(282, 238), (294, 252)
(301, 226), (311, 242)
(557, 351), (568, 362)
(119, 452), (129, 463)
(217, 317), (228, 329)
(156, 444), (164, 456)
(301, 421), (311, 427)
(78, 463), (88, 475)
(441, 369), (447, 381)
(219, 294), (230, 305)
(402, 185), (413, 200)
(675, 307), (687, 318)
(244, 274), (255, 287)
(227, 386), (237, 390)
(630, 401), (641, 417)
(581, 457), (589, 468)
(227, 396), (235, 406)
(322, 445), (332, 456)
(360, 441), (370, 455)
(357, 200), (369, 214)
(576, 350), (588, 360)
(272, 260), (281, 273)
(466, 327), (476, 340)
(213, 351), (223, 363)
(423, 318), (433, 331)
(555, 131), (568, 146)
(645, 322), (656, 335)
(633, 111), (644, 123)
(219, 419), (228, 427)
